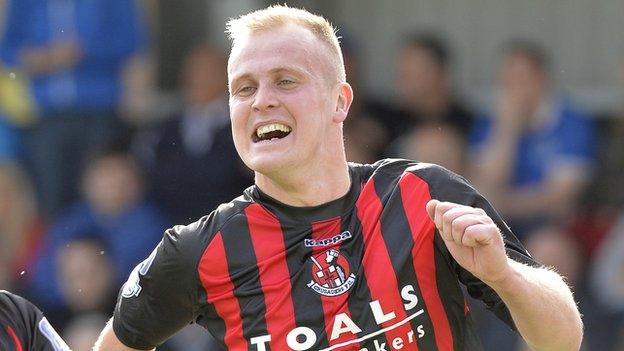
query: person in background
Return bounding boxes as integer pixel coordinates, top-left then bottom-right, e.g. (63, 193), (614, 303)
(26, 143), (168, 323)
(468, 39), (595, 351)
(469, 40), (596, 240)
(393, 123), (465, 174)
(0, 290), (70, 350)
(395, 32), (474, 137)
(135, 43), (252, 225)
(55, 237), (116, 350)
(0, 0), (148, 218)
(387, 33), (474, 173)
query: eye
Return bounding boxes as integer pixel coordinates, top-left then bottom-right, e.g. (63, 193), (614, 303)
(235, 86), (256, 96)
(277, 79), (295, 86)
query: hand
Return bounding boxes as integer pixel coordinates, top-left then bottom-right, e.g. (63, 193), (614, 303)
(495, 89), (532, 133)
(425, 199), (510, 284)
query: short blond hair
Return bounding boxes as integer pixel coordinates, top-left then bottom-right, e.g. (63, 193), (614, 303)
(226, 4), (346, 82)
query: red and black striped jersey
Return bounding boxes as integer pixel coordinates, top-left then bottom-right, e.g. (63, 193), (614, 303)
(113, 159), (538, 351)
(0, 291), (70, 351)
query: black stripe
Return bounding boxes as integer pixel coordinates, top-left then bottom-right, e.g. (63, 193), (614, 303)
(433, 234), (484, 351)
(374, 171), (440, 350)
(220, 214), (271, 351)
(196, 301), (228, 349)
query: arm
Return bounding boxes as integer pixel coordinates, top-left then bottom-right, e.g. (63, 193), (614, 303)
(426, 200), (583, 351)
(93, 318), (153, 351)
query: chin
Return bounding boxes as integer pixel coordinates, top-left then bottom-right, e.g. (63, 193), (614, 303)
(245, 153), (295, 175)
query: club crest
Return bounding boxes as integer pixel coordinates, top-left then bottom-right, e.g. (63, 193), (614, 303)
(307, 249), (356, 297)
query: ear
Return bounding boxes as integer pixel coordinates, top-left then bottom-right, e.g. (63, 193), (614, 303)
(332, 82), (353, 123)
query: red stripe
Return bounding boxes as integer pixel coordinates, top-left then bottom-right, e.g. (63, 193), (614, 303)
(356, 179), (419, 351)
(311, 217), (360, 348)
(399, 172), (454, 351)
(246, 204), (297, 350)
(198, 232), (248, 350)
(6, 325), (23, 351)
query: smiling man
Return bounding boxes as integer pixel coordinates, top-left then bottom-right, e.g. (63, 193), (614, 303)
(94, 5), (582, 351)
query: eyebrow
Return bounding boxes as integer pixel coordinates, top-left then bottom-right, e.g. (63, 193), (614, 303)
(230, 66), (307, 85)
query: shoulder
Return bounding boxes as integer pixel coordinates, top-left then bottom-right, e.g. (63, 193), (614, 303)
(0, 291), (40, 328)
(364, 159), (478, 202)
(358, 158), (456, 182)
(0, 290), (22, 311)
(166, 191), (255, 251)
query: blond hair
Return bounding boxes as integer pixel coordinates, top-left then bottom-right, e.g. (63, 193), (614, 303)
(226, 4), (346, 82)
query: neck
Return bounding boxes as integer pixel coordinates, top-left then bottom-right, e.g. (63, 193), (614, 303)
(255, 158), (351, 207)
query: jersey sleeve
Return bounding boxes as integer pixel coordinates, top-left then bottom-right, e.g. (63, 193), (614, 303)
(413, 164), (541, 330)
(113, 222), (207, 350)
(0, 291), (70, 351)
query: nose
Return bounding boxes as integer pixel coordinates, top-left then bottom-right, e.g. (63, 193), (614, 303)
(252, 84), (279, 112)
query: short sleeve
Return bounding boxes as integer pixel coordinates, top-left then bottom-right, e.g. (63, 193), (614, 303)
(413, 164), (541, 330)
(112, 224), (204, 350)
(0, 291), (70, 351)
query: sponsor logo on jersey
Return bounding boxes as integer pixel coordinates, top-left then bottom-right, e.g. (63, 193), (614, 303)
(250, 284), (427, 350)
(307, 249), (356, 296)
(121, 246), (158, 298)
(304, 231), (352, 248)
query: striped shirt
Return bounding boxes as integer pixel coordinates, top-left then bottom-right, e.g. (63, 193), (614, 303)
(114, 159), (537, 351)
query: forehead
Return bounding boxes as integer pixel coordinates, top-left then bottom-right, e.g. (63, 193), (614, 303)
(228, 25), (329, 81)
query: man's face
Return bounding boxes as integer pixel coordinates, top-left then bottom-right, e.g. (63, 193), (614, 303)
(228, 25), (341, 176)
(397, 46), (445, 103)
(500, 53), (546, 106)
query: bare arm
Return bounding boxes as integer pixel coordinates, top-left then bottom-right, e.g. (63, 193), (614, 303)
(93, 318), (154, 351)
(489, 259), (583, 351)
(427, 200), (583, 351)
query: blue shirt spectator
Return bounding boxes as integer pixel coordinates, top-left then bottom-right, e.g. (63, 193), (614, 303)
(471, 98), (596, 188)
(0, 0), (146, 113)
(26, 200), (168, 311)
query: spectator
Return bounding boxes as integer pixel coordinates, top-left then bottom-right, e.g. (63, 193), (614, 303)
(55, 237), (116, 315)
(468, 39), (595, 351)
(0, 0), (148, 218)
(0, 163), (44, 292)
(388, 32), (474, 172)
(470, 40), (596, 239)
(392, 122), (465, 174)
(26, 143), (168, 319)
(395, 32), (474, 135)
(135, 44), (252, 225)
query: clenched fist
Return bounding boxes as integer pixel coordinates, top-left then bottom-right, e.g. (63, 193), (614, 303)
(426, 199), (511, 285)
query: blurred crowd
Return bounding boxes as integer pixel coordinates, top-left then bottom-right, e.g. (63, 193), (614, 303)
(1, 1), (624, 350)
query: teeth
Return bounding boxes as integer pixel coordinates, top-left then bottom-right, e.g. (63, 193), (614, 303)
(256, 123), (291, 138)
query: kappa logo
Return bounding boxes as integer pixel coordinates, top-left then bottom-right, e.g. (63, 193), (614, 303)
(307, 249), (356, 297)
(304, 231), (352, 247)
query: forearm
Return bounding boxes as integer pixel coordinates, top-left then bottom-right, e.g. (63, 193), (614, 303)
(488, 259), (583, 351)
(494, 175), (585, 220)
(93, 318), (153, 351)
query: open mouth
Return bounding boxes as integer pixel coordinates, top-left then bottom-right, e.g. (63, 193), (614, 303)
(252, 123), (292, 143)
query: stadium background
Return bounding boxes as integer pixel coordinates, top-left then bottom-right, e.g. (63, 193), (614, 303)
(1, 0), (624, 350)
